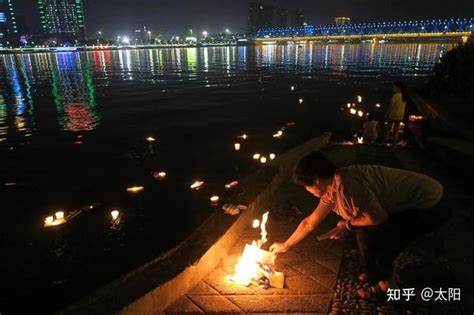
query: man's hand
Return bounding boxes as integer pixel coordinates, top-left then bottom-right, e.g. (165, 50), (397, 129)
(328, 228), (343, 239)
(270, 242), (289, 255)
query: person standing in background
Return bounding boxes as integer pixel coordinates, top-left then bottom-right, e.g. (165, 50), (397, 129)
(384, 81), (408, 147)
(363, 113), (380, 144)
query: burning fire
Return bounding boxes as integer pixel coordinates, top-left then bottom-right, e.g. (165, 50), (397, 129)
(229, 212), (284, 289)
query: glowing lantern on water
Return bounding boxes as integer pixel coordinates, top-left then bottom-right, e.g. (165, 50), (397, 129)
(190, 180), (204, 190)
(273, 130), (283, 138)
(253, 153), (261, 160)
(55, 211), (64, 220)
(357, 95), (363, 103)
(127, 186), (144, 193)
(376, 103), (381, 108)
(153, 171), (167, 180)
(357, 137), (364, 144)
(350, 108), (357, 115)
(44, 216), (54, 225)
(111, 210), (120, 220)
(234, 143), (241, 151)
(210, 195), (220, 205)
(357, 110), (364, 117)
(225, 181), (239, 189)
(146, 136), (156, 143)
(260, 156), (267, 164)
(347, 103), (351, 108)
(298, 98), (304, 104)
(238, 134), (248, 140)
(269, 153), (276, 160)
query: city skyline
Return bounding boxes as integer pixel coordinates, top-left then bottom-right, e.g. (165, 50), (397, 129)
(9, 0), (474, 38)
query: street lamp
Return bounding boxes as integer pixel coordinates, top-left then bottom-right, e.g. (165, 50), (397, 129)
(225, 28), (230, 33)
(122, 36), (130, 45)
(202, 31), (208, 37)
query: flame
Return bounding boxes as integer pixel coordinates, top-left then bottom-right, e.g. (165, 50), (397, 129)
(252, 219), (260, 228)
(229, 211), (276, 287)
(350, 108), (357, 115)
(190, 180), (204, 190)
(357, 137), (364, 144)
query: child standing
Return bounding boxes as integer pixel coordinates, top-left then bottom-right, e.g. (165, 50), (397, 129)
(363, 113), (380, 144)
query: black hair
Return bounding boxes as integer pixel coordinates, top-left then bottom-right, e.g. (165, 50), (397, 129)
(393, 81), (408, 103)
(366, 113), (375, 121)
(293, 151), (338, 186)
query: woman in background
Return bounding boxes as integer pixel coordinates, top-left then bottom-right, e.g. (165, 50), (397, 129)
(384, 81), (408, 147)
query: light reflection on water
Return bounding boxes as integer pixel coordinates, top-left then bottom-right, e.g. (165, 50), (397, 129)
(0, 42), (454, 143)
(0, 43), (455, 141)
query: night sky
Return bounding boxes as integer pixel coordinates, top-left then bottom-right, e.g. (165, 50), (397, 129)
(12, 0), (474, 37)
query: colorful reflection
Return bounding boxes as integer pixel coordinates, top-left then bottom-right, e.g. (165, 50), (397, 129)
(49, 53), (100, 132)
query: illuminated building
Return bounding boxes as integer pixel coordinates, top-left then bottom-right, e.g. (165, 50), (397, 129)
(0, 0), (18, 45)
(248, 2), (304, 34)
(335, 17), (351, 25)
(291, 9), (305, 27)
(37, 0), (85, 41)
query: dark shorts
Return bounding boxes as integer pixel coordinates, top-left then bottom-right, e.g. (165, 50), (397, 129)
(355, 195), (451, 281)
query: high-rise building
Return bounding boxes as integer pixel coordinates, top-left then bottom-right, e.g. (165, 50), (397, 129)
(248, 2), (304, 34)
(248, 3), (276, 34)
(0, 0), (19, 44)
(335, 17), (351, 25)
(38, 0), (86, 41)
(291, 9), (305, 27)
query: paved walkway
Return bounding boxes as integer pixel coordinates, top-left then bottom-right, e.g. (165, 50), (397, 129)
(166, 195), (343, 313)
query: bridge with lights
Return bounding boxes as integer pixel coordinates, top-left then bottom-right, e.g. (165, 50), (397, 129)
(255, 18), (474, 43)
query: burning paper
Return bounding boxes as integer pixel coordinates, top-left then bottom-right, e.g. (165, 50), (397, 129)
(229, 212), (284, 289)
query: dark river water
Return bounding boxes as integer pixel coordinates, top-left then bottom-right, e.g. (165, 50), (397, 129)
(0, 42), (455, 313)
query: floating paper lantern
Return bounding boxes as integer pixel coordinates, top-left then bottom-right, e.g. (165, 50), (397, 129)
(127, 186), (144, 193)
(260, 157), (267, 164)
(357, 95), (363, 103)
(269, 153), (276, 160)
(238, 134), (248, 140)
(225, 181), (239, 189)
(357, 110), (364, 117)
(55, 211), (64, 220)
(210, 195), (220, 205)
(253, 153), (261, 160)
(111, 210), (120, 220)
(350, 108), (357, 115)
(298, 98), (304, 104)
(347, 103), (351, 108)
(190, 180), (204, 190)
(146, 136), (156, 143)
(234, 143), (241, 151)
(44, 216), (54, 225)
(290, 86), (295, 91)
(153, 171), (167, 180)
(375, 103), (381, 108)
(357, 137), (364, 144)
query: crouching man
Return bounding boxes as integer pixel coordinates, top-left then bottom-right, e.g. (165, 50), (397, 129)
(270, 151), (451, 299)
